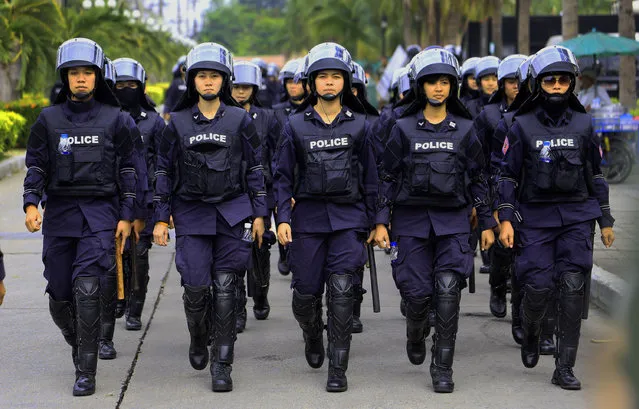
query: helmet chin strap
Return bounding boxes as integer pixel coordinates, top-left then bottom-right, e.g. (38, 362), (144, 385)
(199, 92), (219, 101)
(427, 97), (446, 107)
(71, 89), (94, 101)
(317, 90), (342, 102)
(291, 93), (306, 101)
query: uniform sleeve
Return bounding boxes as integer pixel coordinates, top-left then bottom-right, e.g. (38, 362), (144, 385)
(463, 127), (497, 231)
(371, 109), (391, 164)
(488, 118), (510, 209)
(115, 113), (141, 222)
(23, 116), (49, 211)
(131, 126), (149, 220)
(360, 122), (378, 229)
(497, 122), (524, 224)
(472, 110), (492, 168)
(240, 115), (269, 218)
(588, 128), (614, 228)
(153, 121), (178, 223)
(375, 124), (404, 226)
(144, 116), (166, 213)
(273, 122), (296, 225)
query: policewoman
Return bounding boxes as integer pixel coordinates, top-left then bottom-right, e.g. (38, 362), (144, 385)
(466, 56), (500, 118)
(23, 38), (142, 396)
(498, 45), (615, 390)
(153, 43), (267, 392)
(231, 60), (279, 331)
(459, 57), (481, 107)
(473, 54), (527, 319)
(274, 42), (378, 392)
(373, 47), (495, 393)
(112, 57), (166, 333)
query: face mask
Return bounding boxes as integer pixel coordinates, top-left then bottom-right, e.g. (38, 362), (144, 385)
(115, 87), (140, 110)
(541, 89), (570, 105)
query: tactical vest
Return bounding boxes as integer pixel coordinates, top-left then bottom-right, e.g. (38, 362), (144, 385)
(515, 111), (591, 204)
(482, 104), (503, 133)
(136, 109), (160, 177)
(289, 111), (366, 204)
(249, 107), (274, 185)
(172, 107), (246, 203)
(395, 115), (473, 208)
(42, 104), (120, 197)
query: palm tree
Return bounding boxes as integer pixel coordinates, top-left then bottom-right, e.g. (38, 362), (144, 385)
(517, 0), (531, 54)
(0, 0), (65, 101)
(619, 0), (637, 109)
(562, 0), (578, 41)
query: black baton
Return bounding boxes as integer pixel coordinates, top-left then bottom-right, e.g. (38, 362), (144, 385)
(582, 222), (596, 319)
(130, 237), (140, 292)
(366, 244), (381, 313)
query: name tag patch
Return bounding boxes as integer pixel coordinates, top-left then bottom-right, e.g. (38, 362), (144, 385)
(188, 133), (229, 146)
(64, 134), (101, 145)
(535, 138), (576, 149)
(413, 141), (454, 152)
(306, 135), (351, 151)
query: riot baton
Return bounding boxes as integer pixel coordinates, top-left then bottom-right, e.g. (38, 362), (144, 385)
(583, 222), (596, 319)
(366, 244), (381, 313)
(469, 265), (476, 293)
(115, 236), (125, 300)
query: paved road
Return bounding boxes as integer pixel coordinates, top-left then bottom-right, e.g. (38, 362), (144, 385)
(0, 170), (623, 408)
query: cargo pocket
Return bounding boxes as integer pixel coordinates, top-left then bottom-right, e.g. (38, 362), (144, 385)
(429, 161), (457, 196)
(323, 159), (352, 195)
(305, 162), (323, 194)
(73, 147), (104, 185)
(56, 152), (74, 184)
(553, 154), (583, 192)
(409, 159), (429, 195)
(183, 151), (205, 195)
(98, 236), (116, 274)
(204, 155), (231, 197)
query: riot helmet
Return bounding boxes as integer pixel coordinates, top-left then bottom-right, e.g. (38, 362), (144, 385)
(474, 56), (500, 80)
(113, 57), (154, 112)
(305, 42), (354, 102)
(517, 55), (535, 86)
(172, 55), (187, 77)
(232, 60), (262, 106)
(279, 58), (306, 102)
(461, 57), (480, 79)
(252, 58), (268, 77)
(352, 61), (367, 87)
(351, 62), (379, 116)
(104, 58), (116, 89)
(54, 37), (118, 106)
(497, 54), (528, 83)
(406, 44), (422, 61)
(267, 62), (279, 78)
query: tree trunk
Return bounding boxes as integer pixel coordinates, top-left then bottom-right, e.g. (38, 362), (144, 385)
(426, 0), (437, 45)
(402, 0), (414, 46)
(434, 0), (441, 45)
(619, 0), (637, 109)
(492, 0), (503, 57)
(0, 62), (23, 102)
(517, 0), (530, 54)
(562, 0), (578, 41)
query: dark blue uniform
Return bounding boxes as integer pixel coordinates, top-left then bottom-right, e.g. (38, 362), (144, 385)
(23, 99), (141, 301)
(162, 77), (187, 116)
(465, 93), (491, 119)
(154, 103), (268, 286)
(274, 105), (377, 295)
(377, 111), (496, 299)
(498, 106), (612, 289)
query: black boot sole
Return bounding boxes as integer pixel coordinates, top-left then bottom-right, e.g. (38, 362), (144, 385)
(212, 382), (233, 392)
(72, 388), (95, 397)
(490, 305), (507, 318)
(433, 382), (454, 393)
(326, 383), (348, 392)
(551, 375), (581, 390)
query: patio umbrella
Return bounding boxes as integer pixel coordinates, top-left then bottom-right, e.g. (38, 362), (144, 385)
(558, 30), (639, 57)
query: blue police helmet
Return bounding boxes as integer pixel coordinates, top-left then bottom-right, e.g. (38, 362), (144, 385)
(251, 58), (268, 71)
(113, 57), (146, 85)
(56, 37), (104, 76)
(186, 42), (233, 79)
(172, 55), (187, 74)
(280, 58), (301, 82)
(352, 62), (367, 86)
(103, 58), (116, 86)
(293, 55), (309, 84)
(233, 60), (262, 87)
(529, 45), (579, 80)
(391, 67), (411, 95)
(516, 54), (535, 84)
(267, 62), (279, 77)
(406, 44), (422, 60)
(461, 57), (480, 78)
(305, 42), (354, 83)
(474, 56), (500, 80)
(497, 54), (528, 82)
(409, 48), (461, 84)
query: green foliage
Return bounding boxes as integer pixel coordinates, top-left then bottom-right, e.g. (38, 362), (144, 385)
(502, 0), (614, 15)
(3, 94), (49, 148)
(145, 82), (169, 107)
(0, 110), (26, 154)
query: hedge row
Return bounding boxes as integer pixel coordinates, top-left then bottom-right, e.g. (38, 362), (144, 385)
(3, 95), (50, 148)
(0, 111), (27, 154)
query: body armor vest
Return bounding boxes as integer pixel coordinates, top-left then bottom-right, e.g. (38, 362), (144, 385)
(42, 104), (120, 197)
(395, 115), (473, 208)
(172, 107), (246, 203)
(249, 107), (274, 186)
(515, 111), (591, 204)
(289, 111), (366, 204)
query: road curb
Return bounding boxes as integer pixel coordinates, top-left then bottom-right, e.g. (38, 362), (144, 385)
(591, 264), (627, 314)
(0, 155), (25, 182)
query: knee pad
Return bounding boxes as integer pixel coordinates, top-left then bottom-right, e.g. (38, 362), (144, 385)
(212, 271), (236, 295)
(559, 272), (585, 296)
(327, 274), (354, 297)
(434, 272), (461, 298)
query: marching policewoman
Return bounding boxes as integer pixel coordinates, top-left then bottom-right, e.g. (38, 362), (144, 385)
(153, 42), (267, 392)
(23, 38), (142, 396)
(274, 42), (378, 392)
(498, 46), (615, 390)
(373, 47), (495, 393)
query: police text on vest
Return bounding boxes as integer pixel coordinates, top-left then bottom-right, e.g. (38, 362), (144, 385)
(68, 135), (100, 145)
(535, 139), (575, 148)
(309, 137), (350, 150)
(414, 141), (454, 151)
(190, 133), (227, 145)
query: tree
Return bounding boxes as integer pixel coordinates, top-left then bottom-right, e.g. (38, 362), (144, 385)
(562, 0), (578, 41)
(517, 0), (531, 54)
(492, 0), (503, 57)
(619, 0), (636, 109)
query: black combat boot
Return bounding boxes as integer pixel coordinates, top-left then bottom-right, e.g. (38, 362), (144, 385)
(352, 284), (365, 334)
(277, 243), (290, 276)
(540, 295), (557, 356)
(489, 284), (508, 318)
(126, 244), (150, 331)
(73, 277), (100, 396)
(49, 297), (77, 365)
(400, 297), (407, 317)
(479, 249), (491, 274)
(210, 271), (237, 392)
(511, 275), (524, 345)
(292, 290), (325, 369)
(235, 274), (247, 333)
(405, 296), (431, 365)
(183, 285), (211, 370)
(520, 285), (551, 368)
(430, 272), (461, 393)
(552, 272), (584, 390)
(98, 274), (117, 360)
(489, 242), (512, 318)
(252, 242), (271, 320)
(326, 274), (354, 392)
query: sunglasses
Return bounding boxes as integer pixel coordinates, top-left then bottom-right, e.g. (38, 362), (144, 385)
(541, 75), (572, 86)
